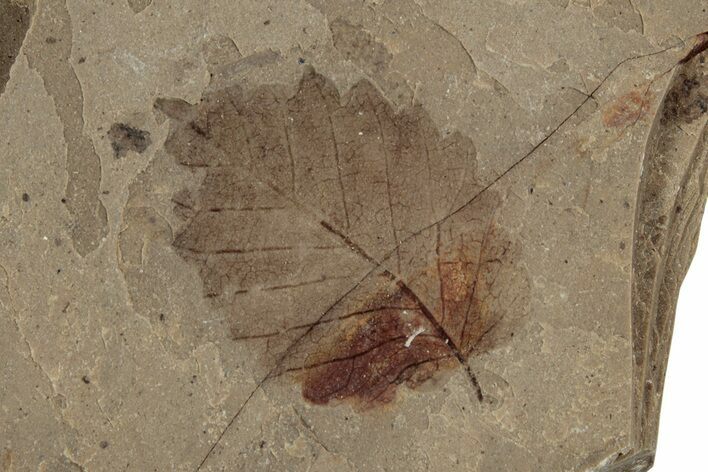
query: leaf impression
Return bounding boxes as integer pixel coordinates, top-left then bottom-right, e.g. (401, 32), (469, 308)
(157, 68), (529, 409)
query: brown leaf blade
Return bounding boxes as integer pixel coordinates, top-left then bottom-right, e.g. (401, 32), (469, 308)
(158, 68), (529, 409)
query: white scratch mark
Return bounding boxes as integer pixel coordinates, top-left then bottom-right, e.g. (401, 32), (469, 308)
(118, 51), (148, 75)
(405, 326), (426, 347)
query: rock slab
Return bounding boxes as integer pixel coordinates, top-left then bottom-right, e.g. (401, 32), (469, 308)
(0, 1), (706, 471)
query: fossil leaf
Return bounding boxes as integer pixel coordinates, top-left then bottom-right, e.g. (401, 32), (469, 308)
(158, 68), (529, 409)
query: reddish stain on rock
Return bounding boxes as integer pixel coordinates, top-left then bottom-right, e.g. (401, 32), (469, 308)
(602, 89), (652, 128)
